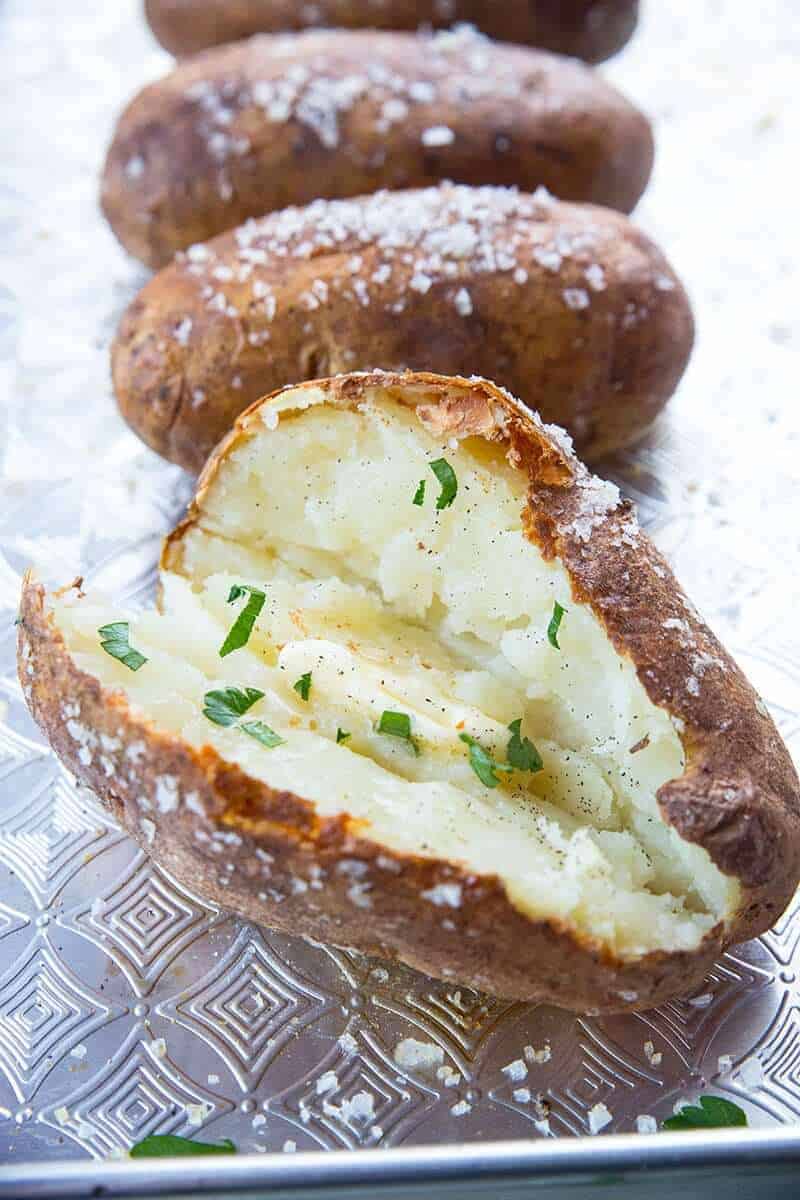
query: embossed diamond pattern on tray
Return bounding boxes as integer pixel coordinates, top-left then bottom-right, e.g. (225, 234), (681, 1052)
(0, 937), (125, 1103)
(377, 983), (522, 1077)
(58, 852), (221, 996)
(0, 901), (29, 942)
(269, 1027), (437, 1149)
(739, 999), (800, 1122)
(157, 924), (335, 1092)
(37, 1026), (234, 1160)
(0, 0), (799, 1167)
(0, 772), (126, 910)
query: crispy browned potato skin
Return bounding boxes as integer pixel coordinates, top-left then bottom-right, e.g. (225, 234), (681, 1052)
(18, 372), (800, 1011)
(111, 187), (692, 473)
(101, 29), (654, 267)
(144, 0), (639, 63)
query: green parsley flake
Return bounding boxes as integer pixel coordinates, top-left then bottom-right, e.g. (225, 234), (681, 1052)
(203, 687), (264, 727)
(430, 458), (458, 510)
(459, 733), (513, 789)
(98, 622), (148, 672)
(547, 601), (567, 650)
(293, 672), (312, 702)
(377, 710), (419, 755)
(203, 687), (285, 750)
(130, 1134), (237, 1158)
(507, 719), (544, 773)
(241, 720), (285, 749)
(662, 1096), (748, 1131)
(219, 584), (266, 657)
(336, 728), (351, 744)
(413, 479), (426, 506)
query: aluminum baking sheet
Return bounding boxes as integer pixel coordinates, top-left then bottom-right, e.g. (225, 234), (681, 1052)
(1, 0), (799, 1180)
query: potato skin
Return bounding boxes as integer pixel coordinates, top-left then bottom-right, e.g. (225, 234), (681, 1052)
(101, 28), (654, 267)
(18, 372), (800, 1011)
(112, 185), (692, 473)
(144, 0), (639, 64)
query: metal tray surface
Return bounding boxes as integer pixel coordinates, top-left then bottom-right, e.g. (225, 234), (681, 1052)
(0, 0), (798, 1183)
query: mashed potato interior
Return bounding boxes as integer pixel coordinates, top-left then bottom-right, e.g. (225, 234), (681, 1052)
(55, 386), (737, 956)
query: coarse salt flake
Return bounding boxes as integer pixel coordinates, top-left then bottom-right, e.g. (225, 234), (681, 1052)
(421, 125), (455, 147)
(155, 775), (179, 813)
(338, 1031), (358, 1056)
(410, 272), (433, 294)
(454, 287), (473, 316)
(420, 883), (462, 908)
(524, 1043), (551, 1065)
(584, 264), (606, 291)
(563, 287), (590, 311)
(382, 98), (409, 123)
(588, 1102), (612, 1134)
(394, 1039), (445, 1072)
(316, 1070), (338, 1095)
(409, 81), (436, 103)
(324, 1090), (375, 1125)
(171, 317), (193, 348)
(644, 1041), (663, 1067)
(501, 1059), (528, 1083)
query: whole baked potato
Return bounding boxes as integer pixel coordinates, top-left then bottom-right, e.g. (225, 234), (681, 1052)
(144, 0), (639, 64)
(101, 26), (654, 267)
(19, 372), (800, 1011)
(112, 184), (692, 473)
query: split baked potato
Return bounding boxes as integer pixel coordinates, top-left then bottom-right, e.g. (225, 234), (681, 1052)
(18, 371), (800, 1011)
(101, 26), (654, 267)
(144, 0), (639, 64)
(112, 184), (693, 473)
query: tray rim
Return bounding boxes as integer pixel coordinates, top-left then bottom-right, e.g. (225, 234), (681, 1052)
(4, 1127), (800, 1198)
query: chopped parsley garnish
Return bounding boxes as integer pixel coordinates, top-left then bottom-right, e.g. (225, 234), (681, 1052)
(130, 1134), (237, 1158)
(203, 687), (265, 727)
(98, 622), (148, 672)
(203, 687), (285, 749)
(507, 719), (543, 774)
(547, 601), (567, 650)
(241, 720), (285, 749)
(336, 728), (351, 744)
(459, 733), (513, 789)
(293, 672), (312, 702)
(662, 1096), (747, 1131)
(219, 584), (266, 657)
(413, 479), (426, 506)
(377, 710), (419, 755)
(430, 458), (458, 510)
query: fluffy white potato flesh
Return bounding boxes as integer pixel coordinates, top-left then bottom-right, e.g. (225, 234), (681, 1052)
(54, 387), (737, 957)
